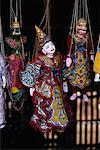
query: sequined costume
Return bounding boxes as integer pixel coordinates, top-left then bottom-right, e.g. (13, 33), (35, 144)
(66, 34), (94, 89)
(20, 52), (69, 133)
(0, 53), (6, 128)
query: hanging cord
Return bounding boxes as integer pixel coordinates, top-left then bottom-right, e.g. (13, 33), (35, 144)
(32, 0), (51, 58)
(39, 2), (48, 27)
(79, 0), (85, 19)
(0, 17), (5, 57)
(43, 0), (51, 37)
(85, 0), (94, 53)
(68, 0), (76, 55)
(39, 0), (51, 28)
(75, 0), (78, 29)
(19, 0), (22, 28)
(82, 0), (85, 18)
(43, 0), (48, 33)
(74, 0), (78, 63)
(43, 0), (47, 30)
(47, 0), (51, 37)
(39, 0), (51, 37)
(69, 0), (76, 35)
(10, 0), (12, 28)
(10, 0), (16, 28)
(79, 0), (81, 19)
(68, 0), (78, 56)
(16, 0), (18, 17)
(74, 0), (78, 34)
(20, 36), (25, 69)
(16, 0), (22, 28)
(32, 34), (38, 57)
(97, 34), (100, 51)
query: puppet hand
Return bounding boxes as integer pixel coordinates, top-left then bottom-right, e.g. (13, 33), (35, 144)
(63, 81), (68, 93)
(30, 87), (35, 96)
(94, 73), (100, 82)
(2, 76), (6, 88)
(66, 57), (72, 67)
(90, 55), (94, 62)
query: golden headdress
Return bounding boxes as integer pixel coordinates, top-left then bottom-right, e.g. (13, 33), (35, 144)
(12, 17), (20, 29)
(35, 25), (50, 47)
(77, 18), (87, 26)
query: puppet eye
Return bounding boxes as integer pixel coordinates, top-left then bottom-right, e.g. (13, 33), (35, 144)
(46, 45), (49, 49)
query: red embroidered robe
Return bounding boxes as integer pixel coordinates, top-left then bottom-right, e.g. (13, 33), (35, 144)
(20, 53), (69, 133)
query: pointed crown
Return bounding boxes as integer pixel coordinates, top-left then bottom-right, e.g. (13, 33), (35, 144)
(35, 25), (51, 47)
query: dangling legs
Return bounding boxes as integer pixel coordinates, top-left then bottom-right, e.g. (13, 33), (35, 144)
(82, 86), (89, 102)
(70, 86), (78, 101)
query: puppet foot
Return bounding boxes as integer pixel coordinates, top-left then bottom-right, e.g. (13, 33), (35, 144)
(83, 94), (88, 102)
(0, 124), (5, 129)
(70, 93), (77, 101)
(57, 128), (64, 133)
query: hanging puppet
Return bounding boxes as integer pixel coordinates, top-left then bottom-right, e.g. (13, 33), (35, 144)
(65, 18), (94, 102)
(20, 26), (69, 133)
(0, 17), (7, 129)
(0, 52), (7, 129)
(5, 17), (26, 109)
(93, 34), (100, 82)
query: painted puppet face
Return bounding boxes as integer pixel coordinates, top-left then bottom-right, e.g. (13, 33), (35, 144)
(76, 19), (87, 39)
(42, 41), (56, 58)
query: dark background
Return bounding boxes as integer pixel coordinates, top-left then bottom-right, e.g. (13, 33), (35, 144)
(1, 0), (100, 54)
(1, 1), (100, 149)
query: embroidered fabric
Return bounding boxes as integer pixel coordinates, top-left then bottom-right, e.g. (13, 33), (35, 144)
(20, 63), (41, 87)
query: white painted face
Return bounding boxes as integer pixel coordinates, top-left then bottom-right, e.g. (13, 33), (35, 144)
(42, 41), (56, 58)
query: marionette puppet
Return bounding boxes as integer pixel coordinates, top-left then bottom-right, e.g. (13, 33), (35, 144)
(0, 51), (7, 129)
(0, 17), (7, 129)
(5, 17), (25, 107)
(66, 18), (94, 102)
(93, 34), (100, 82)
(20, 26), (69, 134)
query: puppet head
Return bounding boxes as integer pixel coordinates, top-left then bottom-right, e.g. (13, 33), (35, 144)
(35, 25), (55, 58)
(75, 18), (87, 39)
